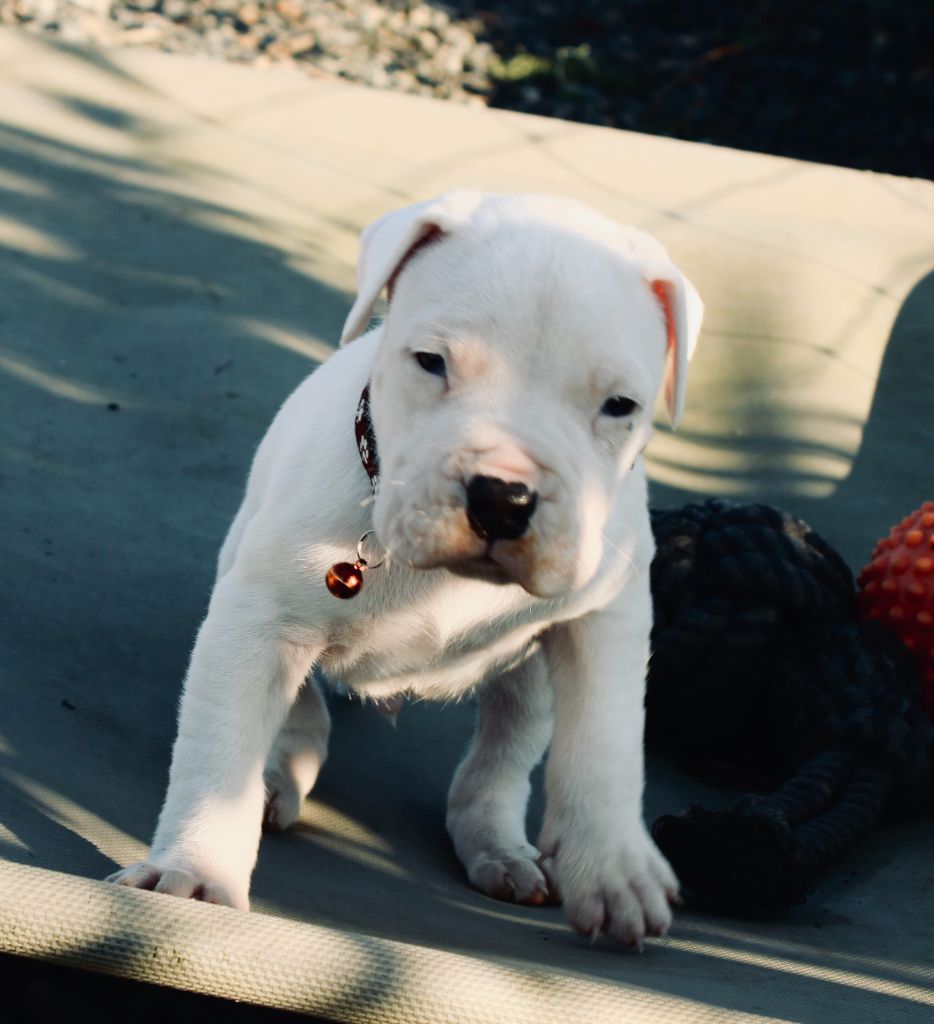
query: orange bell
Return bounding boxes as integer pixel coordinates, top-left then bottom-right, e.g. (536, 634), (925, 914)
(326, 560), (366, 599)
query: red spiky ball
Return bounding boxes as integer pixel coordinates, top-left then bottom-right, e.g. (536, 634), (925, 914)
(857, 502), (934, 718)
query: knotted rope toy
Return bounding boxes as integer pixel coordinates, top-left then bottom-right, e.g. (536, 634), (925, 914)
(646, 500), (934, 914)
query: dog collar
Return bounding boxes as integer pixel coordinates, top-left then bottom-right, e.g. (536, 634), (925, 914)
(326, 383), (383, 599)
(355, 384), (380, 494)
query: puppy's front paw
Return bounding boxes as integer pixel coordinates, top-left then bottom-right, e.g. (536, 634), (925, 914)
(540, 828), (679, 948)
(464, 844), (556, 906)
(106, 860), (248, 911)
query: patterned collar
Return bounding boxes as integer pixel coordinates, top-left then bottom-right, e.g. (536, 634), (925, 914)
(354, 384), (380, 495)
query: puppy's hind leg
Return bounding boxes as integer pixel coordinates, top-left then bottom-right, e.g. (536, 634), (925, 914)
(262, 676), (331, 832)
(447, 649), (554, 906)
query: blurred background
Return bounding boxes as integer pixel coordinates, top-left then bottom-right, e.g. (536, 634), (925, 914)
(2, 0), (931, 179)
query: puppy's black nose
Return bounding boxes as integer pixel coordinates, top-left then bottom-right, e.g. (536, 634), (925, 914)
(466, 475), (538, 542)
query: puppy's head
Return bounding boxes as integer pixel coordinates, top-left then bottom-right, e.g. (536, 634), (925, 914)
(342, 192), (702, 599)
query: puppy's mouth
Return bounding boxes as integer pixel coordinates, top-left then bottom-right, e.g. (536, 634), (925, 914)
(445, 549), (515, 585)
(445, 536), (555, 595)
(382, 505), (569, 597)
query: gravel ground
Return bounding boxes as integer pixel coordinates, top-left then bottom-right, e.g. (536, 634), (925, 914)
(2, 0), (932, 178)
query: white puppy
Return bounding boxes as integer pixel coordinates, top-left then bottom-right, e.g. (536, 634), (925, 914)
(108, 191), (702, 947)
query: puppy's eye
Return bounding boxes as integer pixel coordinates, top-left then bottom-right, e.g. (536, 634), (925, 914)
(414, 351), (447, 377)
(601, 395), (639, 418)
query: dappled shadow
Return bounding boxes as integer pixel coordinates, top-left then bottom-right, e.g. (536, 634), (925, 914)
(820, 268), (934, 558)
(0, 50), (350, 875)
(647, 260), (934, 552)
(647, 262), (934, 570)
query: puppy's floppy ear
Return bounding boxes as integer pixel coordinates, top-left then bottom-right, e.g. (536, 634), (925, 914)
(647, 267), (703, 428)
(340, 191), (485, 345)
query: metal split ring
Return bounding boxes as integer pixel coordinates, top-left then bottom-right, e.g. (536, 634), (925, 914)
(355, 530), (386, 569)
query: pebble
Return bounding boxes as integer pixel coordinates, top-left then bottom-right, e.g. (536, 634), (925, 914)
(0, 0), (495, 106)
(235, 2), (260, 27)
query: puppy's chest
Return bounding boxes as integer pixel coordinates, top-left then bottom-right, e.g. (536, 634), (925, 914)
(317, 580), (548, 700)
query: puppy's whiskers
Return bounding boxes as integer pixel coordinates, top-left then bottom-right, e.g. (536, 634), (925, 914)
(602, 533), (640, 578)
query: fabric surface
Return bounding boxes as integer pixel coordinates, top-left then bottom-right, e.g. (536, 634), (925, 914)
(2, 860), (788, 1024)
(2, 27), (934, 1022)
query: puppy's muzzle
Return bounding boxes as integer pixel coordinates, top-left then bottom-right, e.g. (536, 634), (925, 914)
(466, 476), (538, 542)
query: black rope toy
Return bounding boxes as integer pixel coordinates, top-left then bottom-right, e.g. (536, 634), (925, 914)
(646, 499), (934, 915)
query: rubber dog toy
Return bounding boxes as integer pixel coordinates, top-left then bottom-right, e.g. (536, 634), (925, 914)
(858, 502), (934, 718)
